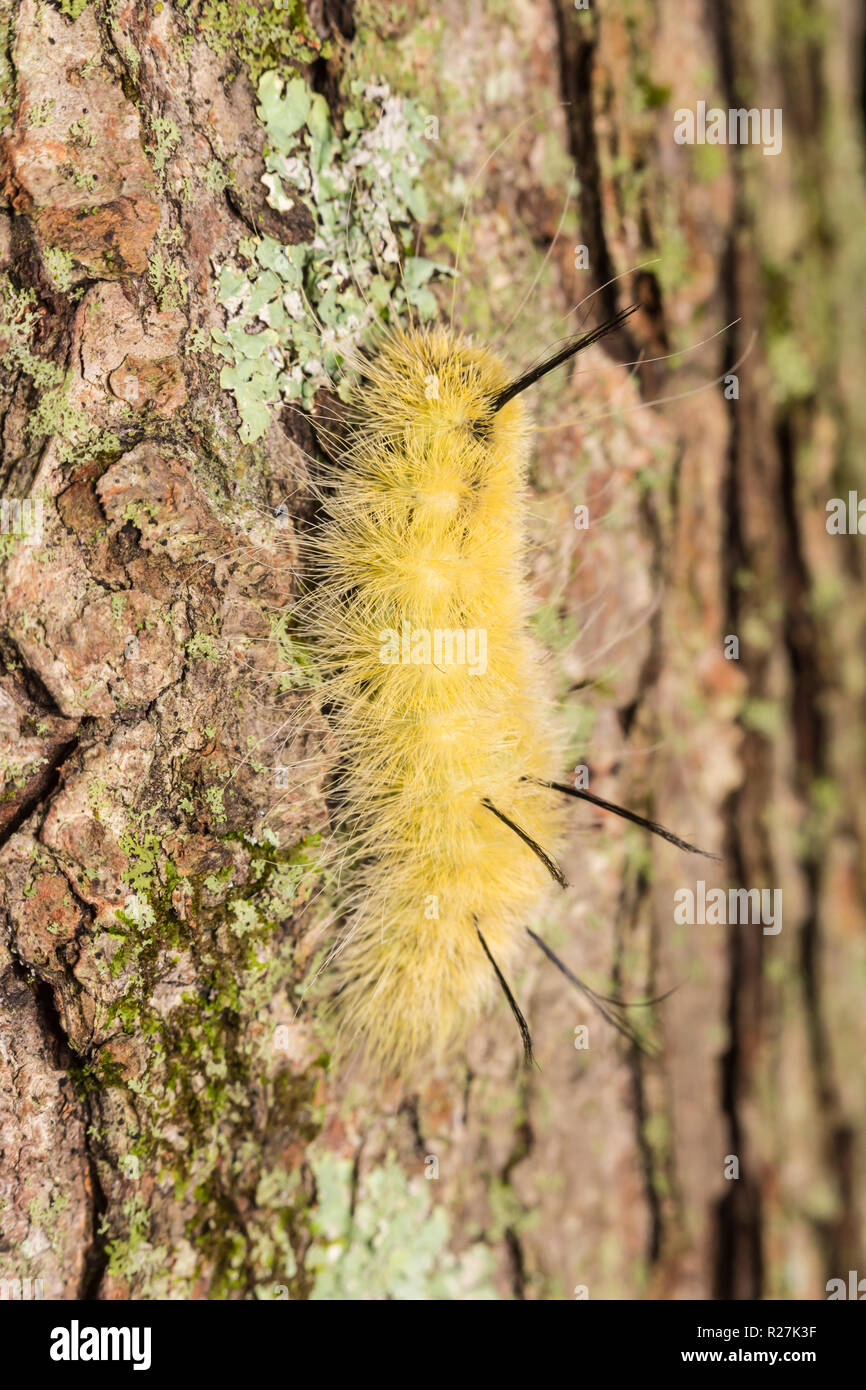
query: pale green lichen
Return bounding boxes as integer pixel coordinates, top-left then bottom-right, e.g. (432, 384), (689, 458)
(185, 631), (222, 661)
(0, 273), (118, 460)
(26, 1191), (71, 1258)
(0, 274), (64, 392)
(29, 98), (56, 127)
(268, 612), (319, 692)
(101, 1197), (168, 1289)
(67, 115), (94, 147)
(42, 245), (77, 291)
(70, 168), (98, 192)
(122, 43), (141, 81)
(305, 1153), (499, 1301)
(202, 784), (227, 823)
(109, 593), (127, 626)
(147, 230), (189, 312)
(2, 754), (46, 801)
(203, 158), (230, 194)
(212, 74), (450, 441)
(0, 12), (13, 131)
(147, 116), (180, 175)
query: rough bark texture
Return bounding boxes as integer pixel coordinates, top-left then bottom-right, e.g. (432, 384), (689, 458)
(1, 0), (864, 1300)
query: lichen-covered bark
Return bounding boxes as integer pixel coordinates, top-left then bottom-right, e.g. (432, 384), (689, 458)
(1, 0), (864, 1301)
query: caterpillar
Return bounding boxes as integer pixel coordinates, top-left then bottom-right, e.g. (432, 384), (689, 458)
(302, 302), (716, 1075)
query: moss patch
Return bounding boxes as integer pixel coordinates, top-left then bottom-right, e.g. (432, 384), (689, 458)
(194, 0), (328, 86)
(93, 824), (326, 1296)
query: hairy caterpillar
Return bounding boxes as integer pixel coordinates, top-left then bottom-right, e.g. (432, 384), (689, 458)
(303, 303), (716, 1074)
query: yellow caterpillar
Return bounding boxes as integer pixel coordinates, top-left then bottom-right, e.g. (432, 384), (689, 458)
(304, 306), (714, 1074)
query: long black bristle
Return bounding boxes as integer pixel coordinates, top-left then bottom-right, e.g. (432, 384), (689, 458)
(526, 777), (719, 860)
(489, 304), (639, 413)
(482, 798), (568, 887)
(526, 928), (659, 1056)
(476, 924), (535, 1067)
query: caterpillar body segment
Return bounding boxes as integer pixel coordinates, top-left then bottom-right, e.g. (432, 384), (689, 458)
(307, 327), (565, 1070)
(305, 313), (712, 1070)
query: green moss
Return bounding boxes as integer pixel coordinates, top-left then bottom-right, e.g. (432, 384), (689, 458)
(633, 72), (672, 111)
(487, 1177), (540, 1243)
(529, 604), (579, 656)
(691, 142), (726, 183)
(68, 1051), (127, 1098)
(91, 821), (325, 1295)
(741, 696), (783, 739)
(194, 0), (329, 86)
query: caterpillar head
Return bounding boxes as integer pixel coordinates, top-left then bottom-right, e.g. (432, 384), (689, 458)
(352, 306), (640, 456)
(355, 325), (527, 447)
